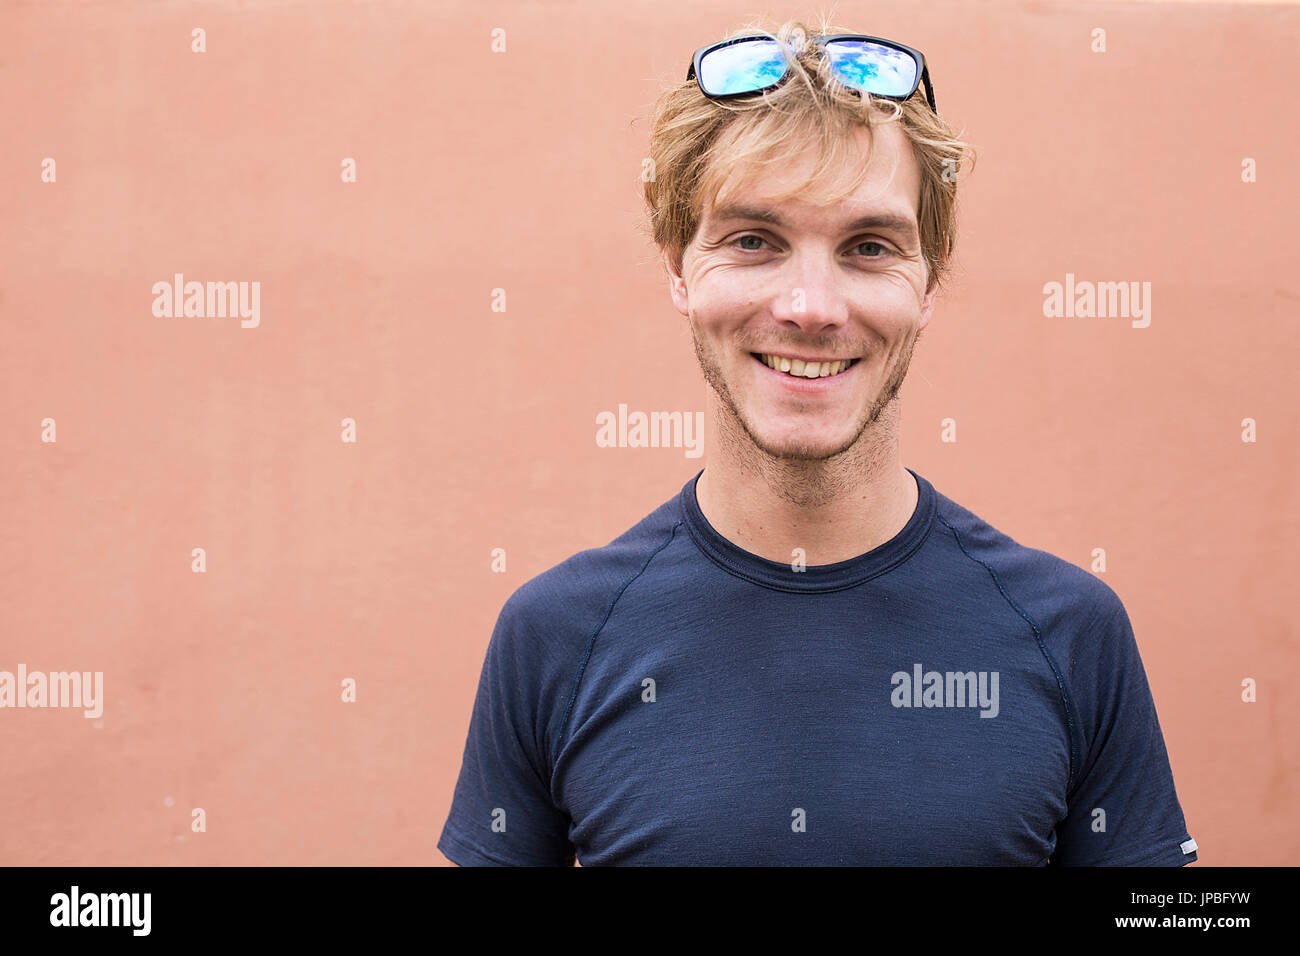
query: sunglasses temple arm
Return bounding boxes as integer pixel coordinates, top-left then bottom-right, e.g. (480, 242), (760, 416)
(920, 65), (937, 114)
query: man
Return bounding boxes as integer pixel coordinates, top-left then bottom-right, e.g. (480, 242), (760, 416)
(438, 20), (1197, 866)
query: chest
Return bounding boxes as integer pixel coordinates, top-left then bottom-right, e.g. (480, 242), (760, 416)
(552, 627), (1071, 865)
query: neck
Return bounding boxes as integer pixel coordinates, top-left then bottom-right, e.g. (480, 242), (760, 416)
(695, 395), (918, 566)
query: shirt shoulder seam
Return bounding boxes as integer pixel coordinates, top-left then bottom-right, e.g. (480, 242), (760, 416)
(553, 519), (684, 756)
(934, 512), (1083, 793)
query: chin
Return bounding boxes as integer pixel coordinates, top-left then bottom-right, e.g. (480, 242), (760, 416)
(745, 423), (862, 461)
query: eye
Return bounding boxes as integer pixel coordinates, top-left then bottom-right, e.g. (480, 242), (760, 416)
(853, 240), (891, 258)
(733, 234), (768, 251)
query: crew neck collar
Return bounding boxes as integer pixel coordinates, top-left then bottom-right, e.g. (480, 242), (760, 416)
(678, 466), (936, 593)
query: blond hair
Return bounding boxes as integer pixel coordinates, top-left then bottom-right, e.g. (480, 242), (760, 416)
(643, 16), (975, 292)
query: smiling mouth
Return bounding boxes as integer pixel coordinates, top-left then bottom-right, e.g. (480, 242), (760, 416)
(751, 352), (860, 379)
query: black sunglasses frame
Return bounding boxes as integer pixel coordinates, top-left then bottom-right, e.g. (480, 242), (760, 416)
(686, 33), (937, 114)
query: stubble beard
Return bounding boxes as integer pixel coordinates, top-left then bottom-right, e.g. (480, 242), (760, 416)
(688, 320), (918, 505)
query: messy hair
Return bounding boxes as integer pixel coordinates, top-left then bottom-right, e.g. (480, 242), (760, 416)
(642, 16), (975, 292)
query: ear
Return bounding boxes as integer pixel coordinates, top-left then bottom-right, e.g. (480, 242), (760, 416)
(918, 276), (938, 332)
(662, 248), (689, 318)
(918, 241), (949, 332)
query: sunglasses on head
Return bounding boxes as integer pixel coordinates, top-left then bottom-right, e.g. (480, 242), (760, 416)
(686, 33), (937, 114)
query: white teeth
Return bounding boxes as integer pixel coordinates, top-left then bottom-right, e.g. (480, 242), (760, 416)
(759, 354), (854, 378)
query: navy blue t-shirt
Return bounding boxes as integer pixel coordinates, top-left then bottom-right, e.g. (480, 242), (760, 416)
(439, 468), (1197, 866)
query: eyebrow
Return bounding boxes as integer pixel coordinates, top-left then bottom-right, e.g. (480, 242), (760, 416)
(709, 204), (919, 243)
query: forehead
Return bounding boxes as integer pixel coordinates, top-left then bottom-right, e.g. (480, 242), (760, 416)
(702, 121), (921, 234)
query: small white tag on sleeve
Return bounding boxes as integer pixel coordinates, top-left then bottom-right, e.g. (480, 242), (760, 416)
(1180, 838), (1198, 855)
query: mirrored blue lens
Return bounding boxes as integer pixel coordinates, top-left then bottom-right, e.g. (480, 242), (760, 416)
(822, 40), (918, 97)
(698, 38), (789, 96)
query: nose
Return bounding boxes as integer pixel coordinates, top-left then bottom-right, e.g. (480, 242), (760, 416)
(768, 251), (850, 332)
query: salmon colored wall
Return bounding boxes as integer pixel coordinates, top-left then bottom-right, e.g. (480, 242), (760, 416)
(1, 0), (1295, 866)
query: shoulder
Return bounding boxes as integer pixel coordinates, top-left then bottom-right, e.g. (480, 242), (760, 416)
(928, 484), (1129, 648)
(493, 490), (685, 656)
(480, 489), (685, 765)
(926, 484), (1147, 768)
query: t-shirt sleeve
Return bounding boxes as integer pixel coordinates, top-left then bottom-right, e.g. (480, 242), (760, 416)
(1051, 589), (1198, 866)
(438, 591), (576, 867)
